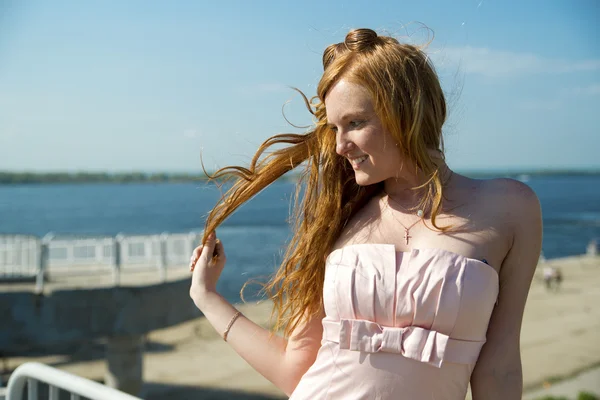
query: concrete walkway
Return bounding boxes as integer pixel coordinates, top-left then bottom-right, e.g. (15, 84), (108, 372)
(519, 255), (600, 396)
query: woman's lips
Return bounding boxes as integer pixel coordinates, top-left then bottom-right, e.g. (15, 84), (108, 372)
(348, 155), (368, 169)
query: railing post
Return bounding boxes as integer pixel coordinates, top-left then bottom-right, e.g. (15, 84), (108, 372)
(28, 378), (38, 399)
(29, 236), (38, 277)
(159, 233), (168, 282)
(113, 234), (124, 287)
(36, 233), (53, 295)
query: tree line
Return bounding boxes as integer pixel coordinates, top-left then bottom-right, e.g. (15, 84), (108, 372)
(0, 172), (211, 184)
(0, 171), (302, 185)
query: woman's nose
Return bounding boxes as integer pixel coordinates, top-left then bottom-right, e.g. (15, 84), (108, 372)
(336, 133), (354, 156)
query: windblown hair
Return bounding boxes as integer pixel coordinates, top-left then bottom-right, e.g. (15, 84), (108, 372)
(203, 28), (448, 337)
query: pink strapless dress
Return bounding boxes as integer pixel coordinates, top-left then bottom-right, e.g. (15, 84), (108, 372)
(289, 244), (499, 400)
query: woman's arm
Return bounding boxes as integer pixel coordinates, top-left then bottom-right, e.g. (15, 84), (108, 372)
(470, 180), (543, 399)
(189, 233), (323, 396)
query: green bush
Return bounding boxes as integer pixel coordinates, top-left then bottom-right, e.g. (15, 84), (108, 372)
(533, 396), (568, 400)
(577, 392), (599, 400)
(533, 392), (599, 400)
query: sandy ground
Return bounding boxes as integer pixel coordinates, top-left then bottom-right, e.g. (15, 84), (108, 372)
(2, 254), (599, 399)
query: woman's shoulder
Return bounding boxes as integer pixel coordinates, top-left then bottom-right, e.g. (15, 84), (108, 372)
(449, 175), (542, 263)
(449, 174), (541, 226)
(478, 177), (540, 208)
(460, 176), (541, 228)
(451, 174), (538, 204)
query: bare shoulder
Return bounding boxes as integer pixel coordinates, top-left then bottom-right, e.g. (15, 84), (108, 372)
(447, 175), (542, 265)
(477, 177), (537, 198)
(477, 177), (543, 269)
(477, 177), (541, 219)
(449, 174), (541, 222)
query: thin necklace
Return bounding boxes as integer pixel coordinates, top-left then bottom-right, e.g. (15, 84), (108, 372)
(383, 191), (424, 245)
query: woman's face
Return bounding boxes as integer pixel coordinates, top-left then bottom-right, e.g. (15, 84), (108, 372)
(325, 79), (402, 186)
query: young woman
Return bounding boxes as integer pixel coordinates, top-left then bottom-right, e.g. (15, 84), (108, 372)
(189, 28), (542, 399)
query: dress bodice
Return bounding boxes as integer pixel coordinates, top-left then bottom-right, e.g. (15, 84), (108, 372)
(290, 243), (499, 400)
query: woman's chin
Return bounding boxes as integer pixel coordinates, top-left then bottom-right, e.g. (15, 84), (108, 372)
(354, 172), (377, 186)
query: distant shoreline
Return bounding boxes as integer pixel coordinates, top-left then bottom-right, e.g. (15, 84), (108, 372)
(0, 171), (297, 185)
(0, 169), (598, 185)
(0, 172), (211, 185)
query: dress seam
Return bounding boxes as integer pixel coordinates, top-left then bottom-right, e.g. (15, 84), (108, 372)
(448, 257), (467, 339)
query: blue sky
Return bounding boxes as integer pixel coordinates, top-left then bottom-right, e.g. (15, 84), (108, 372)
(0, 0), (598, 173)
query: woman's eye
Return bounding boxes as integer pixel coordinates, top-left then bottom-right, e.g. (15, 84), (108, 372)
(349, 120), (364, 128)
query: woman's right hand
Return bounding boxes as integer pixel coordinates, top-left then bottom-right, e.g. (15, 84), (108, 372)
(189, 231), (227, 310)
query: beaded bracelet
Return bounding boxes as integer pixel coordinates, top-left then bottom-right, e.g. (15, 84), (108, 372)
(223, 311), (242, 342)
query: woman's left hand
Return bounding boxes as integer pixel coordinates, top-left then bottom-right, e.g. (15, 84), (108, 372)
(189, 231), (227, 310)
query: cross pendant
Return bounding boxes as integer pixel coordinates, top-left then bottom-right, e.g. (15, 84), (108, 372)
(404, 229), (411, 245)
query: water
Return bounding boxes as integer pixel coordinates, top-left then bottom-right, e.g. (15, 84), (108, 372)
(1, 176), (598, 301)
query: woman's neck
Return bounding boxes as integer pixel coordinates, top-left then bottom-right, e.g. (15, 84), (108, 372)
(383, 158), (453, 208)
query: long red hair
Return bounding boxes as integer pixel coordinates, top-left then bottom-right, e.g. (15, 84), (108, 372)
(203, 28), (448, 336)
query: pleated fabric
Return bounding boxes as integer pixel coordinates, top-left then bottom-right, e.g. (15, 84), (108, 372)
(290, 244), (499, 400)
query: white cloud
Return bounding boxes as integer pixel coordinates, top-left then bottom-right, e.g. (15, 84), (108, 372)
(429, 46), (600, 78)
(517, 83), (600, 111)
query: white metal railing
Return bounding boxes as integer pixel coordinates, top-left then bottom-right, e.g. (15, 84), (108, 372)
(118, 234), (162, 267)
(6, 362), (142, 400)
(0, 232), (202, 289)
(48, 236), (115, 267)
(0, 235), (39, 278)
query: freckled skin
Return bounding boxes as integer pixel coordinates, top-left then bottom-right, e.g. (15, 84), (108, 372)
(325, 80), (403, 187)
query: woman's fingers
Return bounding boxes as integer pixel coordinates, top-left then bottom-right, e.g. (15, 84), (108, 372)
(189, 245), (203, 271)
(214, 238), (225, 259)
(189, 231), (226, 303)
(190, 232), (221, 271)
(200, 232), (217, 262)
(191, 245), (203, 261)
